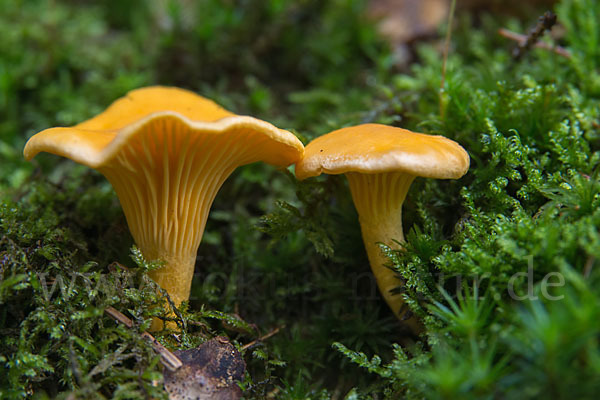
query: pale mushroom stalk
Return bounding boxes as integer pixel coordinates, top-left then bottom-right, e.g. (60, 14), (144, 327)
(347, 171), (415, 321)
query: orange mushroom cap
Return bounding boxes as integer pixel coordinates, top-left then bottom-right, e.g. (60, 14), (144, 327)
(295, 123), (469, 180)
(24, 86), (301, 168)
(24, 86), (304, 310)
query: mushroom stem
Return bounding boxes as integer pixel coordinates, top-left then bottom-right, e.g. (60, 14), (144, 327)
(98, 116), (260, 316)
(144, 254), (197, 307)
(346, 171), (420, 329)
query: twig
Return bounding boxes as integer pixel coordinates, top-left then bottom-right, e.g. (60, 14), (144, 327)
(510, 11), (560, 60)
(141, 332), (183, 371)
(498, 28), (571, 59)
(241, 326), (282, 351)
(439, 0), (457, 119)
(161, 286), (186, 330)
(107, 261), (130, 273)
(105, 306), (133, 328)
(104, 306), (182, 371)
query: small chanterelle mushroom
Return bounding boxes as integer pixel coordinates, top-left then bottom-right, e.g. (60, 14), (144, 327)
(295, 124), (469, 328)
(24, 86), (304, 324)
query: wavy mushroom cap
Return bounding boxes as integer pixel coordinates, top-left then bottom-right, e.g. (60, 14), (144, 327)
(23, 86), (305, 307)
(24, 86), (303, 168)
(295, 123), (469, 180)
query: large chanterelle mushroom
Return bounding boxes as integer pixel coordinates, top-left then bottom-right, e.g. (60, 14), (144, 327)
(295, 123), (469, 329)
(24, 86), (304, 321)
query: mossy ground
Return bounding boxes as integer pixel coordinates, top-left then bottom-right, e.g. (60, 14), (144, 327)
(1, 0), (600, 398)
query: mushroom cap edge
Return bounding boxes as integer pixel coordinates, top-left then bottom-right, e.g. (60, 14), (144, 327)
(295, 123), (469, 180)
(24, 111), (304, 169)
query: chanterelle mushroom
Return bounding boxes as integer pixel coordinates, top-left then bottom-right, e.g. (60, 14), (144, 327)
(24, 86), (304, 324)
(295, 124), (469, 328)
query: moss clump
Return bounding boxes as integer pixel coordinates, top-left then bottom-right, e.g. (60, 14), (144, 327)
(0, 173), (164, 398)
(324, 1), (600, 398)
